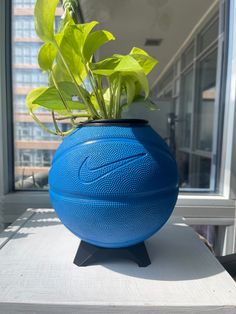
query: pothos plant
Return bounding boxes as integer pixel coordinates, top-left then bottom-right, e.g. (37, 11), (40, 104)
(26, 0), (158, 136)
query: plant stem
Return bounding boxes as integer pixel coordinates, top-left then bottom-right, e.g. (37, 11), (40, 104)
(52, 111), (63, 135)
(108, 77), (114, 118)
(84, 62), (107, 118)
(29, 110), (74, 136)
(115, 76), (121, 118)
(96, 76), (108, 118)
(54, 42), (99, 118)
(51, 70), (76, 127)
(56, 113), (90, 120)
(50, 71), (71, 114)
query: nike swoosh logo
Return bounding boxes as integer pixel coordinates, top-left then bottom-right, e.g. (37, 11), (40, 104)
(78, 153), (146, 183)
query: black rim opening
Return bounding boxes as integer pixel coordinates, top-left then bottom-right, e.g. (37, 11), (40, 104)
(80, 119), (148, 127)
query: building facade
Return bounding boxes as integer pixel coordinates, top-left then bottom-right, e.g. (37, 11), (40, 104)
(13, 1), (65, 188)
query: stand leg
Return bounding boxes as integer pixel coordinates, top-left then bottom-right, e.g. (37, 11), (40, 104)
(73, 240), (100, 266)
(73, 240), (151, 267)
(127, 242), (151, 267)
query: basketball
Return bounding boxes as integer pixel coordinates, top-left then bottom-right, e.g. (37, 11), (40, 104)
(49, 120), (179, 248)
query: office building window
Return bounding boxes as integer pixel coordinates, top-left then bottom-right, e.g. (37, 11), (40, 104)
(14, 95), (27, 112)
(13, 16), (37, 38)
(13, 43), (41, 64)
(16, 149), (33, 167)
(16, 149), (55, 167)
(15, 69), (48, 86)
(14, 0), (35, 8)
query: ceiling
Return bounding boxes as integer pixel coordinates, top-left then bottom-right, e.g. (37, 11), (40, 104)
(80, 0), (218, 84)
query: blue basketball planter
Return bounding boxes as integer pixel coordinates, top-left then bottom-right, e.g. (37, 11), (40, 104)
(49, 119), (179, 249)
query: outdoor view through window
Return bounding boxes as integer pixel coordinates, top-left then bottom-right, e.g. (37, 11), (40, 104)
(12, 0), (225, 191)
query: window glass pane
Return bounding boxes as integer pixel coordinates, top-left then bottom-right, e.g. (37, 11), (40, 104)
(178, 69), (194, 149)
(199, 17), (219, 52)
(12, 0), (225, 192)
(178, 152), (190, 188)
(12, 0), (65, 190)
(148, 3), (222, 190)
(158, 68), (174, 92)
(191, 155), (212, 188)
(196, 50), (217, 152)
(182, 43), (194, 69)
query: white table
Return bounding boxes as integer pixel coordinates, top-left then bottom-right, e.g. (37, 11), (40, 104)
(0, 209), (236, 314)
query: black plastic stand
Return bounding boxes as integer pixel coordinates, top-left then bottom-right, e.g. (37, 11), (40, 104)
(73, 240), (151, 267)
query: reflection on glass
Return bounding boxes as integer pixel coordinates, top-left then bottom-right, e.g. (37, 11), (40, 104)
(155, 3), (221, 190)
(158, 68), (174, 91)
(179, 69), (194, 148)
(196, 50), (217, 152)
(191, 156), (211, 188)
(182, 43), (194, 69)
(199, 17), (219, 52)
(177, 152), (190, 188)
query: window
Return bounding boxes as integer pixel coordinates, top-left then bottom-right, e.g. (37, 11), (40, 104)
(199, 17), (219, 52)
(155, 14), (221, 191)
(15, 122), (32, 140)
(14, 95), (26, 112)
(13, 43), (41, 64)
(11, 0), (65, 190)
(15, 69), (48, 87)
(0, 0), (234, 254)
(13, 16), (37, 38)
(11, 0), (228, 192)
(14, 0), (35, 8)
(196, 50), (217, 153)
(16, 149), (33, 167)
(182, 43), (194, 70)
(179, 69), (194, 149)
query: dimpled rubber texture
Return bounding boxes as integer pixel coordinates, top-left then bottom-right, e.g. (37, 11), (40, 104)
(49, 123), (179, 248)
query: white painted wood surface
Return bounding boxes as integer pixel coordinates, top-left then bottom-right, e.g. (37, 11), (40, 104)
(0, 209), (236, 314)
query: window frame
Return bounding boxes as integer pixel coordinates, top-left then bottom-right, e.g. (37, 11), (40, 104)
(0, 0), (235, 254)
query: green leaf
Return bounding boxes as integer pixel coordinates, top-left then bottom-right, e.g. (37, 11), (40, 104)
(116, 55), (149, 97)
(129, 47), (158, 75)
(91, 57), (120, 76)
(32, 84), (87, 112)
(129, 47), (149, 56)
(134, 81), (142, 96)
(75, 21), (99, 45)
(58, 81), (90, 100)
(57, 23), (86, 84)
(92, 55), (149, 98)
(38, 42), (57, 71)
(70, 21), (99, 56)
(83, 30), (115, 61)
(103, 88), (111, 103)
(38, 32), (64, 72)
(57, 8), (73, 32)
(132, 70), (149, 98)
(49, 63), (71, 85)
(90, 94), (100, 110)
(123, 76), (136, 105)
(34, 0), (59, 43)
(26, 87), (48, 111)
(114, 54), (138, 72)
